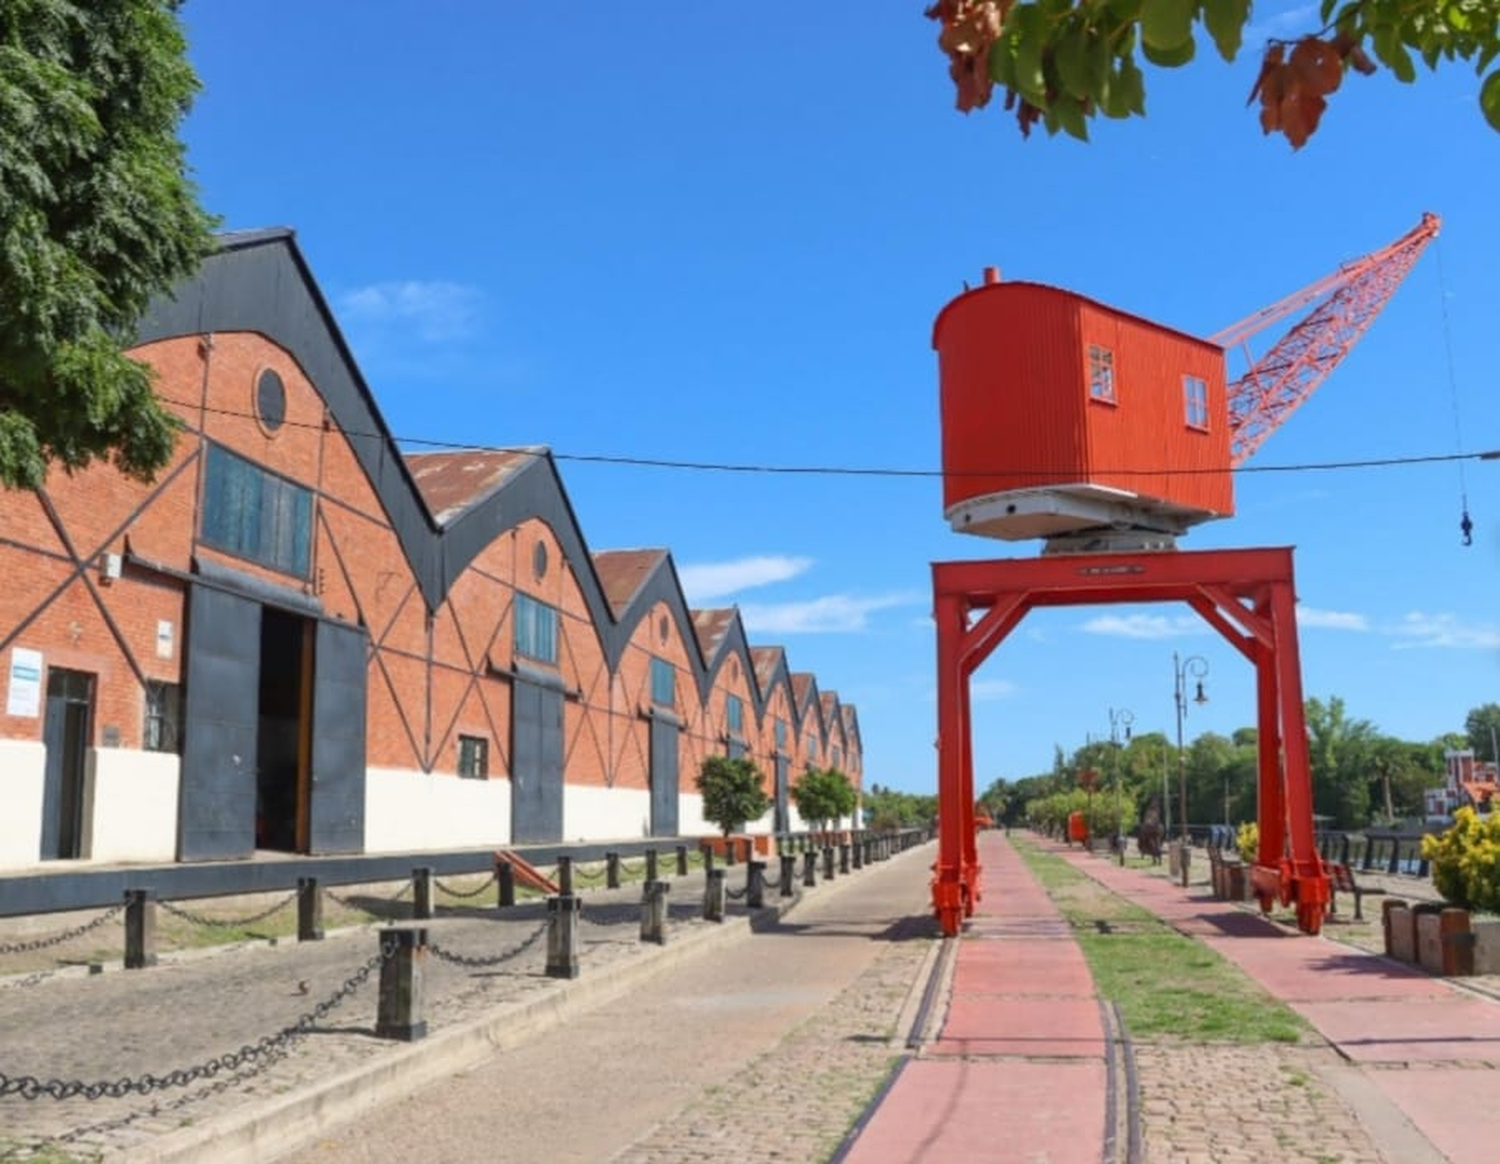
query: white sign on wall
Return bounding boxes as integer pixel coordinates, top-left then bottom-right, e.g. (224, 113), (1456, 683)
(156, 620), (174, 659)
(6, 648), (42, 718)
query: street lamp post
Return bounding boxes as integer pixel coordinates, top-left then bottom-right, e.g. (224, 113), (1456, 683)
(1109, 707), (1133, 866)
(1172, 652), (1209, 887)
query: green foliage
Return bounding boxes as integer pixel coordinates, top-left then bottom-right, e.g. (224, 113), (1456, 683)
(864, 783), (937, 830)
(1421, 806), (1500, 912)
(1236, 820), (1258, 863)
(927, 1), (1500, 145)
(0, 0), (217, 490)
(1464, 702), (1500, 760)
(695, 755), (771, 837)
(791, 766), (858, 829)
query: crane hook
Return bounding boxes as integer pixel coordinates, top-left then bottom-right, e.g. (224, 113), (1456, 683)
(1460, 508), (1474, 547)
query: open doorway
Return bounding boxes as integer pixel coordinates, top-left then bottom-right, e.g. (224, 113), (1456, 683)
(42, 668), (93, 860)
(256, 608), (310, 852)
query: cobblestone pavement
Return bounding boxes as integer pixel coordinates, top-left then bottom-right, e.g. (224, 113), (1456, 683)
(1135, 1043), (1386, 1164)
(0, 868), (737, 1163)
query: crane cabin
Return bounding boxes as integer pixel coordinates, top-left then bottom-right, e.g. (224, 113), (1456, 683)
(934, 270), (1234, 553)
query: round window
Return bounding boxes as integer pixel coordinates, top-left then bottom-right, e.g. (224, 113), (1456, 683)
(533, 540), (549, 580)
(255, 368), (287, 434)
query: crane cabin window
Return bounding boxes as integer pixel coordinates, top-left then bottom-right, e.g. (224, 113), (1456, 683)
(1088, 345), (1116, 403)
(1183, 375), (1209, 430)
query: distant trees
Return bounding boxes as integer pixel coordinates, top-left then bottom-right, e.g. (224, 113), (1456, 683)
(864, 783), (937, 831)
(998, 695), (1479, 833)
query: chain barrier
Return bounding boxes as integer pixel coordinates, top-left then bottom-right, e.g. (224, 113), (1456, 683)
(0, 941), (392, 1102)
(724, 885), (749, 901)
(157, 891), (299, 930)
(579, 910), (638, 930)
(428, 921), (548, 968)
(615, 858), (648, 877)
(571, 864), (609, 885)
(2, 969), (61, 991)
(324, 881), (412, 912)
(0, 903), (126, 956)
(433, 873), (497, 899)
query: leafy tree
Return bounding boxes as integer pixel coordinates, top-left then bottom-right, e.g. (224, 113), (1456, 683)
(925, 1), (1500, 148)
(865, 783), (938, 830)
(1305, 695), (1377, 827)
(792, 766), (858, 832)
(1, 0), (217, 490)
(695, 755), (771, 837)
(1465, 703), (1500, 761)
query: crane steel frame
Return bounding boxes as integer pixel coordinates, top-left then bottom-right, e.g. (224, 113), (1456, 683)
(932, 545), (1330, 937)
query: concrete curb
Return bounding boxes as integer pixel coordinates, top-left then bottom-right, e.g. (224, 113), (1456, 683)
(114, 880), (842, 1163)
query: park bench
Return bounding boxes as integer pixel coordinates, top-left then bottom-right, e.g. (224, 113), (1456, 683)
(1326, 861), (1385, 922)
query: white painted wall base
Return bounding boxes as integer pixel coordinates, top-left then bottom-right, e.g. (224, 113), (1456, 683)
(564, 784), (651, 841)
(674, 791), (710, 838)
(364, 768), (512, 853)
(82, 749), (179, 863)
(0, 739), (45, 870)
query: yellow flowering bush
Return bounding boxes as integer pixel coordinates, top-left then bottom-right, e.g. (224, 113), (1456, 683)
(1236, 821), (1259, 864)
(1421, 807), (1500, 913)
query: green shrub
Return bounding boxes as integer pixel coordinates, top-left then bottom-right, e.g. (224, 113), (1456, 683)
(1421, 807), (1500, 913)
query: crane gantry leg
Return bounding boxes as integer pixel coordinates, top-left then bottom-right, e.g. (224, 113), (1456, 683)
(932, 546), (1328, 937)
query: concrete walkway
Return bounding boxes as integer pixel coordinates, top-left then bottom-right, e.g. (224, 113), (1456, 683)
(840, 831), (1108, 1164)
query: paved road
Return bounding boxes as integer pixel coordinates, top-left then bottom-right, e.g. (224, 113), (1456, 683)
(278, 848), (938, 1164)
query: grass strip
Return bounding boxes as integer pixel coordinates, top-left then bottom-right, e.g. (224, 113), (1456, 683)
(1013, 837), (1307, 1044)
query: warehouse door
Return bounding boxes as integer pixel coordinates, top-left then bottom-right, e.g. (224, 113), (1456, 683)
(40, 669), (93, 860)
(774, 754), (790, 834)
(180, 586), (262, 860)
(511, 677), (563, 842)
(308, 618), (367, 854)
(648, 716), (679, 836)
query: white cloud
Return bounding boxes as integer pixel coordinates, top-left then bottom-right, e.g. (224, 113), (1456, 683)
(1297, 606), (1369, 631)
(338, 280), (483, 342)
(739, 593), (915, 634)
(1387, 612), (1500, 650)
(1079, 613), (1206, 640)
(971, 678), (1018, 701)
(676, 555), (813, 602)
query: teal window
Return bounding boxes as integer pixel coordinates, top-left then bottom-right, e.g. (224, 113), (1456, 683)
(1183, 375), (1209, 429)
(201, 444), (312, 576)
(726, 694), (743, 734)
(775, 717), (787, 750)
(1088, 344), (1116, 403)
(806, 734), (818, 763)
(515, 594), (558, 664)
(650, 658), (675, 707)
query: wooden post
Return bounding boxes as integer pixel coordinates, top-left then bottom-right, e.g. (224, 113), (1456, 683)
(746, 861), (767, 909)
(641, 880), (670, 944)
(297, 877), (323, 941)
(375, 927), (428, 1041)
(496, 859), (515, 908)
(124, 889), (156, 970)
(412, 867), (433, 920)
(546, 893), (582, 979)
(606, 852), (621, 889)
(703, 868), (726, 922)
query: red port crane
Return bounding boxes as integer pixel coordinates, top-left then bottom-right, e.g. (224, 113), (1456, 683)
(930, 214), (1441, 937)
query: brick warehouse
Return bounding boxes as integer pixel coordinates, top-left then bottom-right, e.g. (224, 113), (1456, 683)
(0, 230), (862, 870)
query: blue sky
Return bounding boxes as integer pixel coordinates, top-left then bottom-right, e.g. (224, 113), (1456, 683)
(177, 4), (1498, 796)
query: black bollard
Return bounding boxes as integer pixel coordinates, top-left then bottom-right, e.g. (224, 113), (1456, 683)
(802, 850), (817, 887)
(747, 861), (767, 909)
(412, 867), (433, 920)
(546, 893), (582, 979)
(779, 854), (796, 897)
(645, 849), (659, 885)
(497, 859), (516, 908)
(558, 855), (575, 896)
(676, 845), (688, 876)
(703, 868), (727, 922)
(839, 843), (851, 875)
(606, 852), (621, 889)
(641, 880), (670, 944)
(124, 889), (156, 970)
(375, 927), (428, 1040)
(852, 836), (864, 870)
(823, 846), (836, 881)
(297, 877), (324, 942)
(700, 843), (715, 874)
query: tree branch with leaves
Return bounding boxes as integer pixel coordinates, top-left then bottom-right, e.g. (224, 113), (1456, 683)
(926, 0), (1500, 148)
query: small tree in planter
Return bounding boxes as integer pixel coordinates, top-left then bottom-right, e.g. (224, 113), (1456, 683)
(791, 766), (858, 838)
(696, 755), (771, 838)
(1421, 807), (1500, 913)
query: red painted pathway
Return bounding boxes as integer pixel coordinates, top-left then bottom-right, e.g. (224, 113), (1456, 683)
(841, 832), (1108, 1163)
